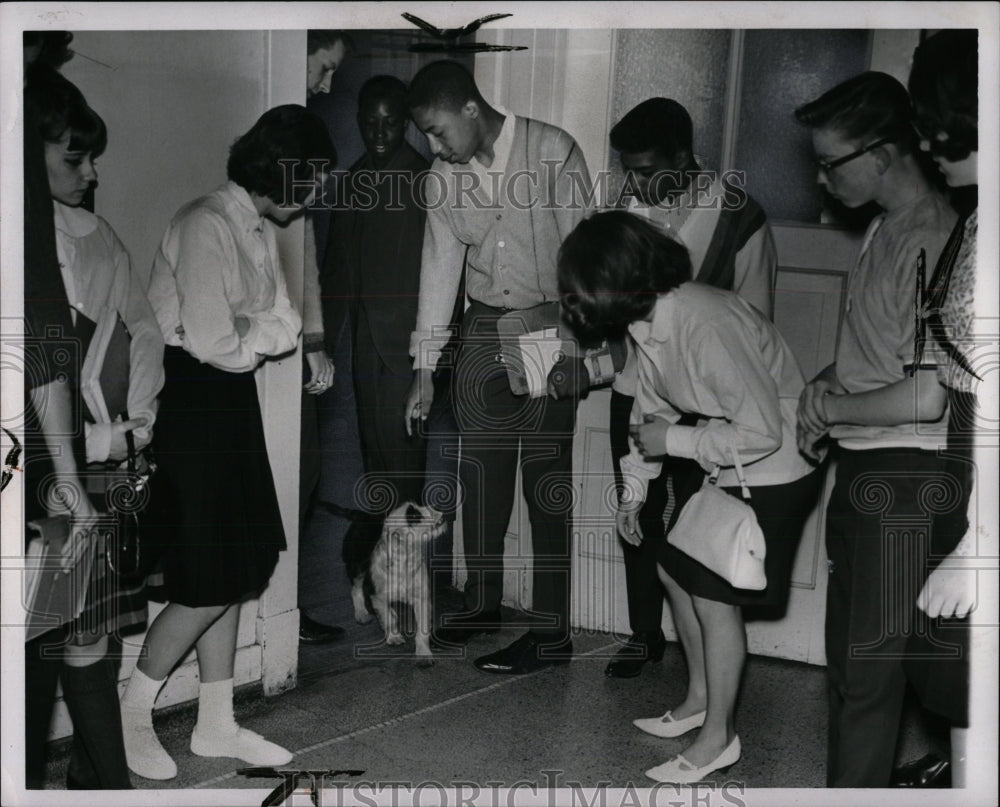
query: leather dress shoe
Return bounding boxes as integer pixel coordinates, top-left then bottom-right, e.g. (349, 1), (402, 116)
(299, 614), (345, 645)
(432, 609), (502, 646)
(605, 630), (667, 678)
(474, 632), (573, 675)
(891, 754), (951, 788)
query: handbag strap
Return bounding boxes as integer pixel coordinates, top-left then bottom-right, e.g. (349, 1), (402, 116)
(707, 447), (752, 502)
(124, 408), (137, 476)
(729, 446), (752, 502)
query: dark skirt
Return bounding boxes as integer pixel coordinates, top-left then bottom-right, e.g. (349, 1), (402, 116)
(145, 346), (286, 607)
(659, 469), (823, 611)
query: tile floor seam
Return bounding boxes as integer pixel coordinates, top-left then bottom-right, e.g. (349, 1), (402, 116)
(192, 640), (623, 789)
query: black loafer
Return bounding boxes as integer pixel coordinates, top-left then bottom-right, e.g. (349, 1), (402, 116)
(299, 614), (345, 645)
(891, 754), (951, 788)
(474, 632), (573, 675)
(605, 630), (667, 678)
(432, 609), (502, 647)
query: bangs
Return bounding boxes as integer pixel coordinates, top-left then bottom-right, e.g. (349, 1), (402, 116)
(66, 104), (108, 157)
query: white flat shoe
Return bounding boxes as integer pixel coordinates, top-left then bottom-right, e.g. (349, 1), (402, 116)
(645, 735), (742, 784)
(633, 709), (707, 738)
(190, 726), (293, 766)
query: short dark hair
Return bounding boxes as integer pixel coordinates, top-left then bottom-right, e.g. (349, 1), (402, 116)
(227, 105), (337, 203)
(25, 64), (107, 157)
(307, 30), (354, 56)
(794, 71), (916, 152)
(609, 97), (693, 159)
(908, 30), (978, 162)
(358, 75), (408, 114)
(558, 211), (692, 344)
(407, 60), (483, 113)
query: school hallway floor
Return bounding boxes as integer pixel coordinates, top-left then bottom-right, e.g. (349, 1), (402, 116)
(39, 506), (947, 797)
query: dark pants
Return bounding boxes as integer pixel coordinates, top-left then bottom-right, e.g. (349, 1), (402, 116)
(609, 390), (669, 633)
(453, 305), (577, 640)
(825, 447), (954, 787)
(609, 391), (706, 633)
(353, 313), (428, 510)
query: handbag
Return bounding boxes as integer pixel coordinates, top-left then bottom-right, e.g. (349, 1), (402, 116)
(666, 446), (767, 590)
(104, 421), (159, 581)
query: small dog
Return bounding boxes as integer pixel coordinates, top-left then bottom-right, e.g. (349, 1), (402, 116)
(342, 502), (446, 666)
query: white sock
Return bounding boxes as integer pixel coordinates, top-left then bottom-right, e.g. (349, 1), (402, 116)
(121, 666), (166, 711)
(194, 678), (239, 736)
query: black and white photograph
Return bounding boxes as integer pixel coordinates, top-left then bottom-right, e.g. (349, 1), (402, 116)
(1, 3), (997, 806)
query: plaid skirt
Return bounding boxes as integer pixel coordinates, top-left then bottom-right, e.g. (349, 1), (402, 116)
(66, 470), (149, 645)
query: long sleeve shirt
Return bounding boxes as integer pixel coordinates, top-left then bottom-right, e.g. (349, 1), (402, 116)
(613, 175), (777, 395)
(53, 201), (165, 461)
(410, 112), (591, 370)
(148, 181), (301, 373)
(621, 282), (813, 504)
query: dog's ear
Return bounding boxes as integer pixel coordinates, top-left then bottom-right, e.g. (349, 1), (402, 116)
(405, 504), (422, 527)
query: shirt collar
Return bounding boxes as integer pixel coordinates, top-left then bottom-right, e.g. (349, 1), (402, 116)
(52, 200), (98, 238)
(474, 105), (515, 176)
(222, 180), (266, 233)
(629, 290), (680, 344)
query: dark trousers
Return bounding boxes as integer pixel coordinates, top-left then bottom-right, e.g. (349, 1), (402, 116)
(453, 306), (577, 639)
(609, 392), (706, 633)
(609, 390), (669, 633)
(354, 314), (428, 510)
(825, 447), (952, 787)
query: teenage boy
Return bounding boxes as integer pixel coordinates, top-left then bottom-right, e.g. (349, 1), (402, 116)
(405, 60), (590, 674)
(556, 97), (777, 678)
(795, 71), (957, 788)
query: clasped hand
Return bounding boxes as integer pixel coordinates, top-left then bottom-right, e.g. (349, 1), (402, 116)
(629, 414), (669, 459)
(796, 378), (833, 461)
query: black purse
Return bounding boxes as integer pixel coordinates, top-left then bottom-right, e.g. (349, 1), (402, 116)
(104, 420), (158, 581)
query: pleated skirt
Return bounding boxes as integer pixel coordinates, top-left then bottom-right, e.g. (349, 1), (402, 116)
(146, 346), (286, 607)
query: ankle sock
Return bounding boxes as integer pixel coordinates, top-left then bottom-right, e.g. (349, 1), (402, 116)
(194, 678), (239, 737)
(121, 666), (165, 711)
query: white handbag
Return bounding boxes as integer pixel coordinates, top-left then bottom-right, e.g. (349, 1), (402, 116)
(666, 446), (767, 590)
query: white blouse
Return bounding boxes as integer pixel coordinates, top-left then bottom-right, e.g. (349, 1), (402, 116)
(621, 282), (814, 505)
(148, 181), (301, 373)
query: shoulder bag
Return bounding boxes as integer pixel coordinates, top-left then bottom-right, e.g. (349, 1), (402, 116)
(667, 446), (767, 590)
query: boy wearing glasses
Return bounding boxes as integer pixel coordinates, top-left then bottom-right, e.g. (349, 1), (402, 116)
(795, 72), (957, 787)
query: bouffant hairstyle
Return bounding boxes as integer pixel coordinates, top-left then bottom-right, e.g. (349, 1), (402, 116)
(558, 211), (692, 345)
(25, 64), (107, 157)
(407, 60), (485, 113)
(227, 105), (337, 204)
(794, 71), (917, 153)
(908, 30), (978, 161)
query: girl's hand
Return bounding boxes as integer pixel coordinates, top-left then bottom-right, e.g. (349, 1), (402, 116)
(616, 504), (644, 546)
(106, 418), (144, 462)
(61, 493), (100, 573)
(630, 415), (669, 459)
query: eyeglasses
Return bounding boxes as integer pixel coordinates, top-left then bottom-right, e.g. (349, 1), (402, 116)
(817, 137), (894, 172)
